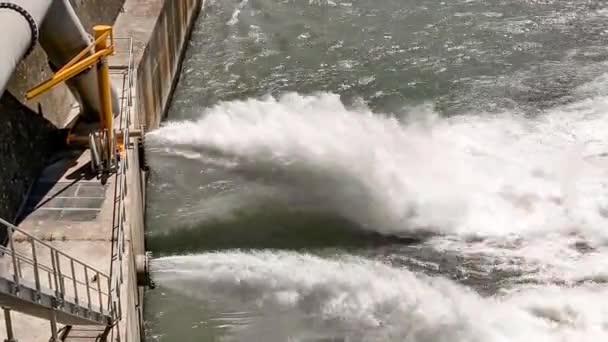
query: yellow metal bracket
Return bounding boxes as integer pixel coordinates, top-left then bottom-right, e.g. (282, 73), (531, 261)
(26, 27), (114, 101)
(27, 25), (119, 176)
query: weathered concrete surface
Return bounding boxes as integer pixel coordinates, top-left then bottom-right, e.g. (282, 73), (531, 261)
(0, 150), (115, 341)
(133, 0), (202, 129)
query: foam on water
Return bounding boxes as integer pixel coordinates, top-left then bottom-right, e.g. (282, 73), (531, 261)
(153, 251), (608, 341)
(147, 91), (608, 240)
(227, 0), (248, 26)
(427, 233), (608, 287)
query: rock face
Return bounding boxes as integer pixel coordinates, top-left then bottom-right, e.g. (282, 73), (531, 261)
(0, 92), (63, 230)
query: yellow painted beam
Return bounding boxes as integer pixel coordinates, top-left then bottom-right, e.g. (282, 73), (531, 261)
(62, 31), (110, 72)
(93, 25), (114, 140)
(25, 48), (113, 100)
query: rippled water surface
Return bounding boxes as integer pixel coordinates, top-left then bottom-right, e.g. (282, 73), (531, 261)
(144, 0), (608, 341)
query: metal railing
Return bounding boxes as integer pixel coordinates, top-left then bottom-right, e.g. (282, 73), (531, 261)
(0, 217), (111, 316)
(106, 36), (135, 336)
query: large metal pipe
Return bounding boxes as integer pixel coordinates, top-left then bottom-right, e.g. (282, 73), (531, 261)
(0, 1), (52, 94)
(39, 0), (119, 122)
(0, 0), (119, 123)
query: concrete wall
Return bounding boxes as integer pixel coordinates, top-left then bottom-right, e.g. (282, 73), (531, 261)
(113, 0), (203, 340)
(136, 0), (202, 129)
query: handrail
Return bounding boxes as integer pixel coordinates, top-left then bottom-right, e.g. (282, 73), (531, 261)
(0, 247), (110, 298)
(107, 36), (134, 327)
(0, 217), (111, 316)
(0, 218), (110, 279)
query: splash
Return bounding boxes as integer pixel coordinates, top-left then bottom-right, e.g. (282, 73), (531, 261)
(147, 92), (608, 239)
(152, 251), (608, 342)
(227, 0), (249, 26)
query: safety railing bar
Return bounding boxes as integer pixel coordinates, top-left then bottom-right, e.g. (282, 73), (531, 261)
(30, 238), (41, 295)
(97, 272), (103, 313)
(127, 37), (134, 108)
(55, 251), (65, 299)
(0, 217), (110, 279)
(7, 221), (20, 289)
(70, 260), (79, 305)
(0, 248), (111, 291)
(108, 175), (121, 289)
(107, 280), (112, 311)
(55, 251), (109, 278)
(16, 258), (22, 279)
(0, 248), (56, 276)
(51, 249), (60, 299)
(85, 266), (92, 310)
(5, 246), (111, 284)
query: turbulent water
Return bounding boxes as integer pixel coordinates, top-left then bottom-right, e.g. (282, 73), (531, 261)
(144, 0), (608, 341)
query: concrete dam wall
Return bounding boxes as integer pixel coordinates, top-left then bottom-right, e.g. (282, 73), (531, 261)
(135, 0), (202, 130)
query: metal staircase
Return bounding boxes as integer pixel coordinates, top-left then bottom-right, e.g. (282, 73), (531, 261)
(0, 217), (115, 341)
(58, 325), (110, 341)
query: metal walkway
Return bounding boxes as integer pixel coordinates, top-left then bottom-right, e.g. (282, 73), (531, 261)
(0, 36), (134, 342)
(0, 217), (113, 340)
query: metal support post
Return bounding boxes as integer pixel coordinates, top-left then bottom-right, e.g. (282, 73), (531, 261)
(94, 25), (115, 168)
(49, 310), (57, 342)
(3, 308), (17, 342)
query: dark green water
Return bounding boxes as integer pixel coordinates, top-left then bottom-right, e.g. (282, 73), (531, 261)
(144, 0), (608, 341)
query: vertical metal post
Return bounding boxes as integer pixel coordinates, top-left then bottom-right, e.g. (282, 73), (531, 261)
(85, 267), (92, 310)
(89, 132), (102, 172)
(30, 239), (41, 301)
(7, 228), (19, 291)
(96, 272), (103, 313)
(70, 260), (78, 305)
(55, 252), (65, 300)
(107, 276), (112, 314)
(15, 259), (22, 280)
(93, 25), (114, 166)
(3, 307), (16, 342)
(49, 310), (58, 342)
(116, 278), (122, 321)
(51, 250), (60, 298)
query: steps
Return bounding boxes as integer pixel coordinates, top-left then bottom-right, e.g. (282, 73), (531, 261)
(0, 217), (116, 340)
(59, 325), (111, 341)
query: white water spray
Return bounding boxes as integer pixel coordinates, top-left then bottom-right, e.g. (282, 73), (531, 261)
(153, 251), (608, 342)
(147, 92), (608, 240)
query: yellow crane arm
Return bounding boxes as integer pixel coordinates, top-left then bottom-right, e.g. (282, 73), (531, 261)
(26, 29), (113, 100)
(26, 48), (113, 100)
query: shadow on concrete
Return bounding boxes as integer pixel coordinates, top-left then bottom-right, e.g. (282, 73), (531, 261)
(0, 91), (68, 243)
(16, 149), (98, 223)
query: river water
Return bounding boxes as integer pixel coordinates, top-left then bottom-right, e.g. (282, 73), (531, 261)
(144, 0), (608, 341)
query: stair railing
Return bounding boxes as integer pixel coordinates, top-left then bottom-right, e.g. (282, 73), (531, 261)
(0, 217), (111, 317)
